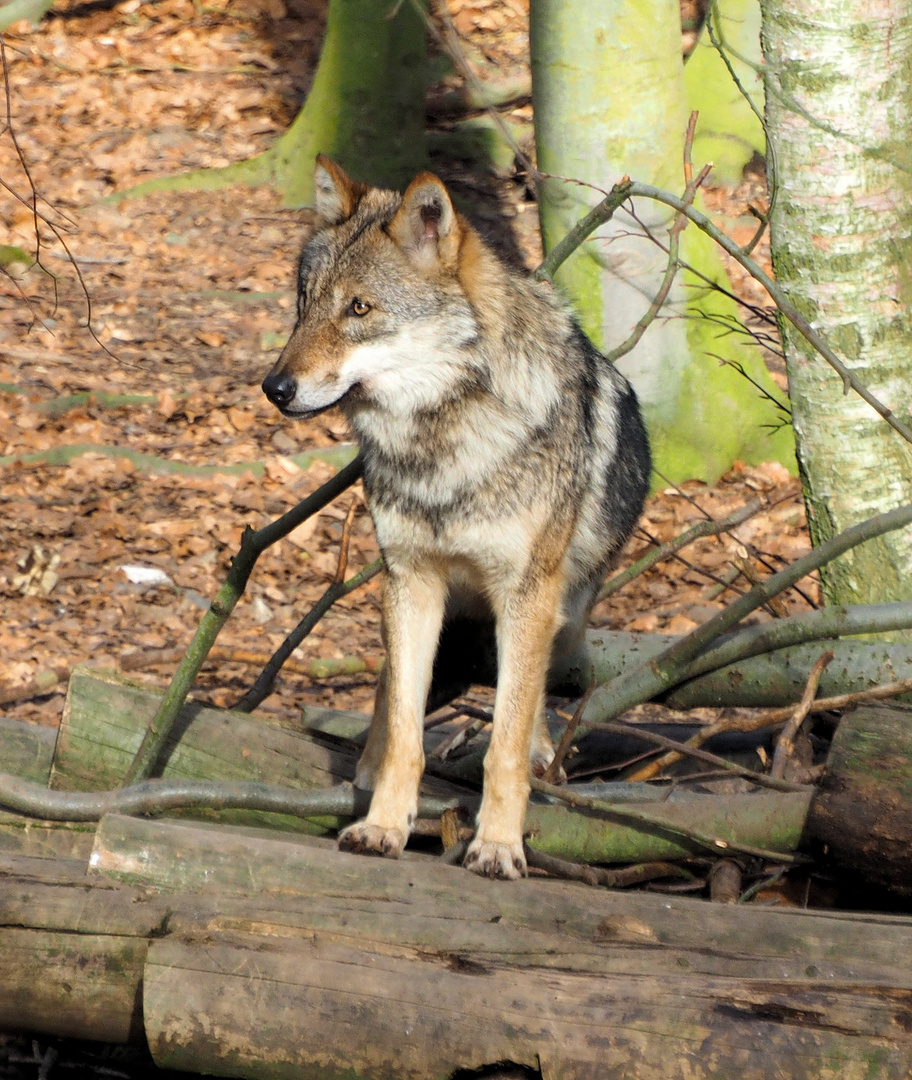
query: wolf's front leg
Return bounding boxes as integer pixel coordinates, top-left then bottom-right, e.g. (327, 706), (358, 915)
(338, 565), (446, 859)
(464, 570), (565, 880)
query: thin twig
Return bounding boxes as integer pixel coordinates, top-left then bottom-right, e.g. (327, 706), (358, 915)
(731, 554), (790, 617)
(0, 36), (116, 357)
(769, 651), (833, 780)
(542, 684), (595, 784)
(234, 556), (383, 713)
(628, 674), (912, 782)
(534, 178), (634, 284)
(636, 523), (751, 599)
(333, 496), (360, 584)
(585, 720), (808, 793)
(704, 3), (777, 256)
(600, 115), (708, 365)
(430, 713), (491, 761)
(523, 845), (694, 888)
(598, 499), (762, 602)
(626, 180), (912, 446)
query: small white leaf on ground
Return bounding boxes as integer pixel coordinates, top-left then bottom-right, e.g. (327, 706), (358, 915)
(119, 565), (174, 587)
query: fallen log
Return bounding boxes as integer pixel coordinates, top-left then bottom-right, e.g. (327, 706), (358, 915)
(0, 853), (155, 1043)
(0, 715), (55, 784)
(3, 833), (912, 1078)
(8, 667), (812, 864)
(143, 932), (912, 1080)
(564, 630), (912, 708)
(806, 704), (912, 896)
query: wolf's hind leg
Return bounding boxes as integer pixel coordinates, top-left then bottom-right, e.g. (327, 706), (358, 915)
(353, 663), (388, 790)
(338, 565), (446, 859)
(529, 700), (559, 779)
(530, 587), (595, 781)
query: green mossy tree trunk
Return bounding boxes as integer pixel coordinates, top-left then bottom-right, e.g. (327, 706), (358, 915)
(267, 0), (429, 207)
(530, 0), (794, 485)
(761, 1), (912, 612)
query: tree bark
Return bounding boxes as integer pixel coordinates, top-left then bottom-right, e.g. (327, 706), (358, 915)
(761, 0), (912, 614)
(530, 0), (794, 484)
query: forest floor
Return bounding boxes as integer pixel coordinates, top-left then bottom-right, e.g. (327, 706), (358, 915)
(0, 5), (814, 757)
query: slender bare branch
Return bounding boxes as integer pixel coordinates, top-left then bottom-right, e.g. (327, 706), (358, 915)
(769, 651), (833, 780)
(123, 456), (364, 784)
(629, 674), (912, 782)
(234, 555), (383, 713)
(579, 501), (912, 737)
(584, 720), (808, 793)
(599, 500), (762, 604)
(627, 180), (912, 446)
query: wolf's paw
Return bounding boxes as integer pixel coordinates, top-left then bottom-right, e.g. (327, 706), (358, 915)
(463, 838), (527, 880)
(338, 821), (406, 859)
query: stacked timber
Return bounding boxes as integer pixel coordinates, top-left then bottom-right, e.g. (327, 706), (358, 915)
(1, 669), (912, 1078)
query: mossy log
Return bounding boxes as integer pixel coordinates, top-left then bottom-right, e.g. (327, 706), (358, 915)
(806, 705), (912, 895)
(50, 667), (364, 834)
(0, 853), (153, 1043)
(564, 630), (912, 708)
(3, 835), (912, 1078)
(19, 670), (812, 864)
(89, 796), (811, 892)
(0, 715), (55, 784)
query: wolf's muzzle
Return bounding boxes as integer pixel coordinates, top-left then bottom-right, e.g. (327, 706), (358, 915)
(262, 372), (297, 411)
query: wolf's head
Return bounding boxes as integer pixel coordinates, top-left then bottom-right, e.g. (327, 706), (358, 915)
(262, 157), (481, 423)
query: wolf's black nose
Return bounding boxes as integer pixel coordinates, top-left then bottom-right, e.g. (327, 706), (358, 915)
(262, 372), (297, 410)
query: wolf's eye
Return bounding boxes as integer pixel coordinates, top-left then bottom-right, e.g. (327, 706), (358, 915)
(348, 298), (371, 317)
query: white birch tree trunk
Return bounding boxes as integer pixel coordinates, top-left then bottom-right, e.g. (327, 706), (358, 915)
(530, 0), (794, 485)
(762, 0), (912, 607)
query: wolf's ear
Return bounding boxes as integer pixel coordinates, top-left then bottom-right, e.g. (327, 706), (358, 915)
(389, 173), (461, 270)
(314, 156), (365, 224)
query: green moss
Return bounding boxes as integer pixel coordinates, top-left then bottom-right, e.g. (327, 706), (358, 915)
(269, 0), (428, 207)
(0, 244), (30, 268)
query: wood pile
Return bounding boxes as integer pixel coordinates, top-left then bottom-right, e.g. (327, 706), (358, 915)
(2, 669), (912, 1079)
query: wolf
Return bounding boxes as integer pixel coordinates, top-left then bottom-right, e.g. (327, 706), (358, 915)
(262, 156), (651, 879)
